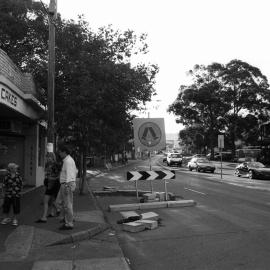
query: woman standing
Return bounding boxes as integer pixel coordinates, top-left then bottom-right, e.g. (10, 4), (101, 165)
(35, 152), (60, 223)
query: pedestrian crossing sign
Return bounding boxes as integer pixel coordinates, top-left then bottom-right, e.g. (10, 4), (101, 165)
(133, 118), (166, 151)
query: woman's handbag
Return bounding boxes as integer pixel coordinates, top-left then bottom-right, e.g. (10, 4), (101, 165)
(43, 178), (48, 187)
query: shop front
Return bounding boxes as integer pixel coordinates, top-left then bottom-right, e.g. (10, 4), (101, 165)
(0, 49), (46, 187)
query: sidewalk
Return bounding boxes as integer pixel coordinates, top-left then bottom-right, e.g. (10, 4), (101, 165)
(0, 167), (131, 270)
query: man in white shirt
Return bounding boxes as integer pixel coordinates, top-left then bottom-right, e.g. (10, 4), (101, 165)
(57, 145), (77, 230)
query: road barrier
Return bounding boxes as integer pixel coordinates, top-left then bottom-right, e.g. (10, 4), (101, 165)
(126, 170), (175, 200)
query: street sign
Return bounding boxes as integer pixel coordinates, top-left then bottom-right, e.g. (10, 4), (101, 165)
(127, 170), (175, 181)
(133, 118), (166, 151)
(218, 134), (224, 149)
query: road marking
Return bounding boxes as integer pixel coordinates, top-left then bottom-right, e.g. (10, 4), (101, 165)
(184, 188), (206, 195)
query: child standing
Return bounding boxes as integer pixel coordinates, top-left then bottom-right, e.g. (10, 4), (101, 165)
(1, 163), (23, 226)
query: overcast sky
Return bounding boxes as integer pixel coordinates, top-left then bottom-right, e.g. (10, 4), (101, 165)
(42, 0), (270, 134)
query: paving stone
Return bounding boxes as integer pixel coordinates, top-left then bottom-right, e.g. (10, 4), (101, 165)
(135, 219), (158, 230)
(143, 193), (156, 201)
(140, 212), (159, 221)
(109, 203), (140, 212)
(167, 200), (196, 208)
(122, 222), (146, 233)
(119, 211), (140, 219)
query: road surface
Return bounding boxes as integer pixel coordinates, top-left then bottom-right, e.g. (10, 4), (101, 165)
(94, 156), (270, 270)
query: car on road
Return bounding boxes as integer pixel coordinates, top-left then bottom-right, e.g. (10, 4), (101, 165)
(166, 153), (182, 167)
(187, 157), (215, 173)
(235, 161), (270, 180)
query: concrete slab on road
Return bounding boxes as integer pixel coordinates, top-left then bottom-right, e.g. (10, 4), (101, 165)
(109, 199), (196, 212)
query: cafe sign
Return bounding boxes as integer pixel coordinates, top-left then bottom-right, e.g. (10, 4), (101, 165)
(1, 86), (18, 108)
(0, 83), (39, 119)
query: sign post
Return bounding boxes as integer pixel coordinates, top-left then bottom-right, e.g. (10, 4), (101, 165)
(164, 180), (168, 201)
(148, 151), (154, 192)
(218, 135), (224, 179)
(133, 118), (166, 194)
(127, 170), (175, 201)
(135, 180), (139, 199)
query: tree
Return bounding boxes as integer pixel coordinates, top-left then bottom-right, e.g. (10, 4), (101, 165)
(169, 60), (270, 157)
(168, 65), (228, 156)
(52, 20), (158, 193)
(215, 60), (270, 155)
(1, 1), (159, 193)
(0, 0), (48, 71)
(179, 125), (206, 154)
(237, 114), (260, 146)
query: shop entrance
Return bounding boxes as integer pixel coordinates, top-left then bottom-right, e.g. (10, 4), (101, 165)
(0, 135), (25, 176)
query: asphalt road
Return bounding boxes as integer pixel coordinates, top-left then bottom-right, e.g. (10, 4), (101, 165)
(95, 156), (270, 270)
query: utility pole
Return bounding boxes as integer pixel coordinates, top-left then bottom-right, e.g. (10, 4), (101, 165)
(47, 0), (57, 153)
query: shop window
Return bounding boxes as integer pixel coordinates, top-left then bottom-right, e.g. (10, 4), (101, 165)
(0, 120), (11, 131)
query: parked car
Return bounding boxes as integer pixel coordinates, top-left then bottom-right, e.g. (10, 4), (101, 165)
(166, 153), (182, 167)
(235, 161), (270, 180)
(187, 157), (215, 173)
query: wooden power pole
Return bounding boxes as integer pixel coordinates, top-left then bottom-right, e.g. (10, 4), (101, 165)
(47, 0), (57, 153)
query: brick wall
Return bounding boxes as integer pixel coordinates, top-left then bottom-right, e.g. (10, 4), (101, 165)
(0, 49), (37, 96)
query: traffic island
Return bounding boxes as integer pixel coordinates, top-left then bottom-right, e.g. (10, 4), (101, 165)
(93, 188), (183, 200)
(109, 199), (196, 212)
(93, 187), (195, 212)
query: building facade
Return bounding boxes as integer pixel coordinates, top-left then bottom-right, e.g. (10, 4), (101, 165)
(0, 49), (46, 186)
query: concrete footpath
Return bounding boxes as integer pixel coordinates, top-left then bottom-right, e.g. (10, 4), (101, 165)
(0, 169), (131, 270)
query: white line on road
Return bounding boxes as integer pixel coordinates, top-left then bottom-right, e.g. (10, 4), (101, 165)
(184, 188), (206, 195)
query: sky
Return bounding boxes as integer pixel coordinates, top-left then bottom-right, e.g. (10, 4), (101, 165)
(42, 0), (270, 134)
